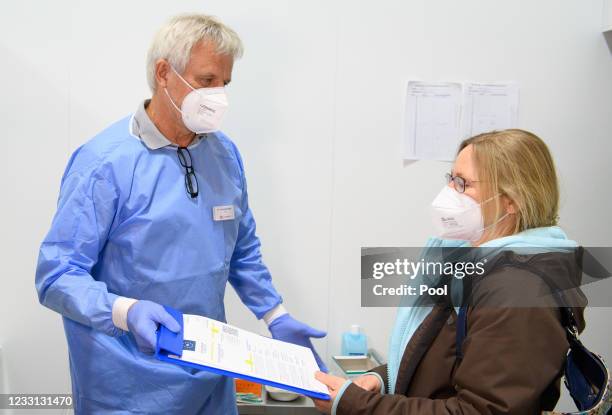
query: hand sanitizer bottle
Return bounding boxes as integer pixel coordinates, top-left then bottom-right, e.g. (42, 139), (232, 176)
(341, 324), (367, 355)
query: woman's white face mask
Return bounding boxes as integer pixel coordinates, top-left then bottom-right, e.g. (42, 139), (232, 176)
(430, 186), (508, 241)
(164, 66), (229, 134)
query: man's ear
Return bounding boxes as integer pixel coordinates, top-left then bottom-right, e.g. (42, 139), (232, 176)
(155, 59), (171, 89)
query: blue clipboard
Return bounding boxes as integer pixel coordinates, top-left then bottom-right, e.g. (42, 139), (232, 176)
(155, 306), (331, 401)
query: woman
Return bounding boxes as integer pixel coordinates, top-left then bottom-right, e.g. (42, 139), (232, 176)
(314, 129), (586, 414)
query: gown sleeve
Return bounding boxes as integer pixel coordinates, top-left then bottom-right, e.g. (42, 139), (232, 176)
(226, 141), (284, 319)
(35, 149), (122, 336)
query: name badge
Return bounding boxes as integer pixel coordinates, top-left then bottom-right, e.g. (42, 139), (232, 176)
(213, 205), (235, 221)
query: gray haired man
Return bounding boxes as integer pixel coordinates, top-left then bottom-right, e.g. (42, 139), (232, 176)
(35, 13), (327, 414)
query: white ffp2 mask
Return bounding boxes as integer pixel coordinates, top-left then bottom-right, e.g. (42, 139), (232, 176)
(431, 186), (507, 241)
(164, 66), (229, 134)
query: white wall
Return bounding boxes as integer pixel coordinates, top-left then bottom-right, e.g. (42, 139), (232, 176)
(1, 0), (610, 413)
(605, 0), (612, 31)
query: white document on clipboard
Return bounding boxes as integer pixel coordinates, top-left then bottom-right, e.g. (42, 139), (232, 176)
(156, 310), (329, 399)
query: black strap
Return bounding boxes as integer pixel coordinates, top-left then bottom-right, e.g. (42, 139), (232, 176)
(455, 305), (468, 360)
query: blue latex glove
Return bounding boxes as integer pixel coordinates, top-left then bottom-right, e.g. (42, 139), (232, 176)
(127, 300), (181, 354)
(268, 314), (328, 372)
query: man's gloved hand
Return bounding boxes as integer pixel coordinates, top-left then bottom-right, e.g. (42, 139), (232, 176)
(127, 300), (181, 354)
(268, 314), (328, 372)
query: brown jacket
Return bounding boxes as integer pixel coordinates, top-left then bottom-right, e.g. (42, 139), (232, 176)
(337, 250), (586, 415)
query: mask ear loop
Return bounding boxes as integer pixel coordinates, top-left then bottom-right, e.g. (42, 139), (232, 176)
(170, 65), (197, 92)
(475, 193), (511, 241)
(164, 87), (183, 114)
(479, 193), (501, 205)
(163, 65), (199, 114)
(467, 212), (511, 242)
(170, 64), (227, 96)
(481, 212), (510, 232)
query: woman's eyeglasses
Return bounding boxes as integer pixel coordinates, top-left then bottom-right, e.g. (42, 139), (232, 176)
(445, 172), (482, 193)
(177, 147), (199, 199)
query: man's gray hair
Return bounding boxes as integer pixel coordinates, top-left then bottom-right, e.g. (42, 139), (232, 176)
(146, 13), (244, 92)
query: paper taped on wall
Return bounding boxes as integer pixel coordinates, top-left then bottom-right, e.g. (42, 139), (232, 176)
(403, 81), (519, 162)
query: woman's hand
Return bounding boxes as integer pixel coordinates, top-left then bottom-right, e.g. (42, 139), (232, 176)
(353, 373), (382, 392)
(311, 371), (349, 414)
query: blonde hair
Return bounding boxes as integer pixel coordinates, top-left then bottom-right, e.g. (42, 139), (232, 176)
(146, 13), (244, 92)
(458, 129), (559, 234)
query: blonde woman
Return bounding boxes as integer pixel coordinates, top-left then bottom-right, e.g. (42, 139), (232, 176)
(314, 129), (586, 414)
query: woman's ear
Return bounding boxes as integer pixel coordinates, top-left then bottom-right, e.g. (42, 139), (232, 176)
(502, 194), (517, 215)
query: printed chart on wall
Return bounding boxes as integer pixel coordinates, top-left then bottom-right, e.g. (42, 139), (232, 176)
(403, 81), (519, 162)
(403, 81), (462, 161)
(462, 82), (519, 138)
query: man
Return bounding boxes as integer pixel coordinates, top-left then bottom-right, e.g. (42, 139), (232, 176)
(35, 13), (326, 414)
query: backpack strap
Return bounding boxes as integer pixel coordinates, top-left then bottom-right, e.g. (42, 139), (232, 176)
(456, 305), (468, 360)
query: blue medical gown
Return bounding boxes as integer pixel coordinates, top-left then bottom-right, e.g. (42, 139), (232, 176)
(35, 116), (283, 414)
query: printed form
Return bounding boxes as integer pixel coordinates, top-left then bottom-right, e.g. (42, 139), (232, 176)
(403, 81), (463, 161)
(167, 314), (328, 396)
(462, 82), (519, 138)
(402, 81), (520, 161)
